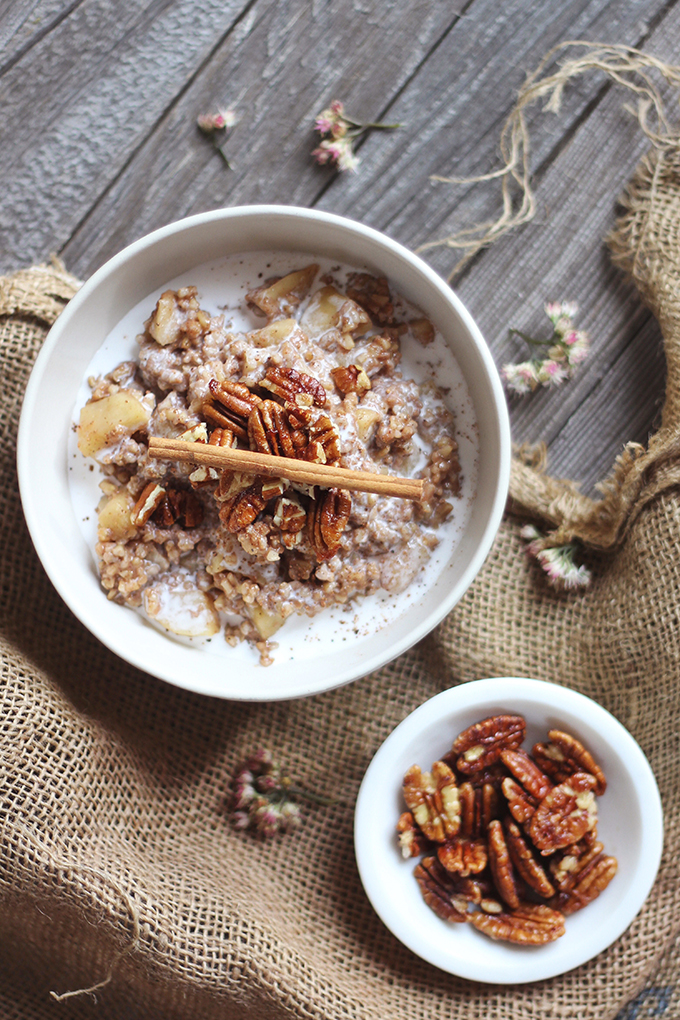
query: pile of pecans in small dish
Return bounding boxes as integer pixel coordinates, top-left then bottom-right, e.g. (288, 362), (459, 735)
(397, 714), (617, 945)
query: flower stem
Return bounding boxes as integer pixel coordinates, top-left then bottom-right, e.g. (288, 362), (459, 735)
(508, 328), (551, 348)
(285, 785), (335, 806)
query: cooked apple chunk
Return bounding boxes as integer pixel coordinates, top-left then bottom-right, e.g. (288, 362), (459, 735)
(97, 491), (136, 541)
(78, 390), (150, 457)
(300, 285), (371, 346)
(143, 582), (220, 637)
(246, 265), (318, 320)
(250, 604), (286, 639)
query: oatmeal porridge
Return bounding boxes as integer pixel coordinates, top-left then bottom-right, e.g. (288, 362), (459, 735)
(72, 253), (476, 665)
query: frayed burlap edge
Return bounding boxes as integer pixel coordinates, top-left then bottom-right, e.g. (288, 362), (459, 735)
(509, 146), (680, 549)
(0, 257), (80, 323)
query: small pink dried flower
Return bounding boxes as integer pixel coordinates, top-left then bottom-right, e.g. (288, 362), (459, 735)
(196, 106), (239, 167)
(228, 749), (331, 838)
(312, 99), (401, 173)
(520, 524), (591, 590)
(502, 302), (590, 395)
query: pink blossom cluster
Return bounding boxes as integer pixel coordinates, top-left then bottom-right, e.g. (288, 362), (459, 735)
(502, 301), (590, 395)
(311, 99), (400, 174)
(230, 749), (301, 838)
(521, 524), (592, 590)
(197, 108), (238, 134)
(312, 100), (360, 172)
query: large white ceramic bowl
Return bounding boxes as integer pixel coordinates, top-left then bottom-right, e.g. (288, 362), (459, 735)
(354, 677), (663, 983)
(18, 206), (510, 700)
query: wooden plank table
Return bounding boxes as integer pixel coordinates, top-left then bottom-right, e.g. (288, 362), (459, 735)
(2, 0), (674, 495)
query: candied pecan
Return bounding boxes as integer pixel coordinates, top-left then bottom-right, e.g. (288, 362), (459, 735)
(307, 488), (351, 561)
(487, 819), (520, 909)
(452, 715), (526, 774)
(261, 365), (327, 408)
(503, 819), (555, 898)
(330, 364), (371, 397)
(248, 400), (298, 458)
(414, 857), (469, 922)
(479, 782), (500, 831)
(533, 729), (607, 795)
(501, 777), (538, 825)
(208, 427), (237, 447)
(202, 379), (262, 438)
(131, 482), (165, 526)
(529, 773), (598, 855)
(437, 836), (487, 877)
(150, 487), (204, 529)
(304, 412), (341, 465)
(396, 812), (431, 859)
(273, 496), (307, 533)
(549, 854), (617, 915)
(470, 902), (565, 945)
(458, 782), (477, 837)
(345, 272), (395, 325)
(218, 483), (267, 533)
(500, 748), (552, 801)
(549, 839), (605, 892)
(402, 762), (460, 843)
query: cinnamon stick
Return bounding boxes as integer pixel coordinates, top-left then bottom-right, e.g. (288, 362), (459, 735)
(148, 436), (425, 500)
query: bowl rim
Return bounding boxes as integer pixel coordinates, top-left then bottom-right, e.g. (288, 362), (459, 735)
(354, 676), (664, 983)
(17, 205), (511, 701)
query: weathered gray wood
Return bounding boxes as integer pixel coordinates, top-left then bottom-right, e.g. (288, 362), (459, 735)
(0, 0), (253, 273)
(60, 0), (468, 275)
(315, 0), (666, 272)
(448, 0), (680, 492)
(0, 0), (81, 70)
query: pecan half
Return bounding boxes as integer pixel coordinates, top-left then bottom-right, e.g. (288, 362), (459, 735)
(487, 819), (519, 909)
(533, 729), (607, 795)
(273, 496), (307, 533)
(208, 427), (237, 447)
(303, 412), (341, 465)
(529, 773), (598, 855)
(261, 365), (327, 408)
(549, 853), (618, 915)
(307, 488), (351, 561)
(503, 819), (555, 898)
(501, 777), (538, 825)
(218, 482), (267, 533)
(330, 364), (371, 397)
(202, 379), (262, 438)
(150, 487), (204, 529)
(414, 857), (469, 922)
(397, 812), (431, 859)
(437, 836), (488, 877)
(452, 715), (526, 774)
(470, 902), (565, 945)
(500, 748), (552, 801)
(402, 762), (459, 843)
(248, 400), (298, 458)
(549, 839), (605, 892)
(131, 482), (165, 526)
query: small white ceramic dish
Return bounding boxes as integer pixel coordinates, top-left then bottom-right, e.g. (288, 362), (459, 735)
(354, 677), (663, 983)
(17, 206), (510, 701)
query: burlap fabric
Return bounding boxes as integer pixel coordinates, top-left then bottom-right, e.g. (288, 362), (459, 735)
(1, 150), (679, 1019)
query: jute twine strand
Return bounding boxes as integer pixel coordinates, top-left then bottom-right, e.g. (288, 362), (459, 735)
(418, 41), (680, 280)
